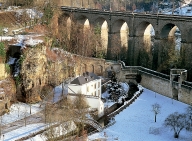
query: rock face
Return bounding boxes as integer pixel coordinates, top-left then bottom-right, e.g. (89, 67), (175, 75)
(18, 45), (106, 103)
(0, 77), (16, 114)
(18, 46), (73, 103)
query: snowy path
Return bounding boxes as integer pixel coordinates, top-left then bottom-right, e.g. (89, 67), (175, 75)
(2, 111), (44, 134)
(3, 123), (46, 141)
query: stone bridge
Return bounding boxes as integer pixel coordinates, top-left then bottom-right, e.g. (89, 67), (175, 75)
(60, 7), (192, 80)
(61, 6), (192, 43)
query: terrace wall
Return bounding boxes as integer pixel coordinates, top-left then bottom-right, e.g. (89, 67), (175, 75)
(111, 62), (192, 105)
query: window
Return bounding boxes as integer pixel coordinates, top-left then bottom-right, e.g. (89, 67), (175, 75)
(95, 83), (97, 89)
(98, 82), (100, 88)
(95, 91), (96, 96)
(87, 86), (89, 92)
(98, 90), (100, 96)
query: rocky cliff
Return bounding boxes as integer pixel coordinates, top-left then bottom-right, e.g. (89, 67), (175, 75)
(17, 45), (75, 103)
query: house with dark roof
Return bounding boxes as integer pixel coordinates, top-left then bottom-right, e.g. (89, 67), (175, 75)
(68, 72), (104, 117)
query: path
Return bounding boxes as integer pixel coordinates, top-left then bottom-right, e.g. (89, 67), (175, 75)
(2, 110), (44, 135)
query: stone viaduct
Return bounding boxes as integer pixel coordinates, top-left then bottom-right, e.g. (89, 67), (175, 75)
(61, 7), (192, 80)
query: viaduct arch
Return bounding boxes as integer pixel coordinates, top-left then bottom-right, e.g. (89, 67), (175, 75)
(61, 7), (192, 80)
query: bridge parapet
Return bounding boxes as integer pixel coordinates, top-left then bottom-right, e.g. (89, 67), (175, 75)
(118, 61), (170, 80)
(110, 61), (192, 104)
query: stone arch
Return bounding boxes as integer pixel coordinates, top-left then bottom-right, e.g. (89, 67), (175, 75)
(59, 13), (71, 26)
(135, 21), (153, 37)
(93, 17), (109, 53)
(184, 28), (192, 43)
(75, 14), (90, 27)
(160, 23), (176, 39)
(95, 65), (103, 75)
(112, 19), (127, 33)
(159, 24), (182, 50)
(154, 23), (183, 72)
(81, 63), (87, 73)
(129, 21), (154, 67)
(93, 17), (108, 29)
(58, 14), (72, 39)
(111, 19), (129, 60)
(87, 64), (94, 73)
(74, 15), (91, 36)
(143, 24), (155, 53)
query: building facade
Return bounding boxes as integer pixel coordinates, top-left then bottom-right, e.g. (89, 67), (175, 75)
(68, 72), (104, 117)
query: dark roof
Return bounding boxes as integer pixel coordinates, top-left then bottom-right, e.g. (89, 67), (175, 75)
(70, 72), (100, 85)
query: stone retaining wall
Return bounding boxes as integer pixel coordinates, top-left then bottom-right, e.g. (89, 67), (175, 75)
(113, 61), (192, 105)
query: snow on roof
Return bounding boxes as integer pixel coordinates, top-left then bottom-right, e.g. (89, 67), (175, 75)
(70, 72), (100, 85)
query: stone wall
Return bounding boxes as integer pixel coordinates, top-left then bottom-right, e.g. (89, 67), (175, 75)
(179, 85), (192, 104)
(139, 71), (171, 98)
(111, 62), (192, 105)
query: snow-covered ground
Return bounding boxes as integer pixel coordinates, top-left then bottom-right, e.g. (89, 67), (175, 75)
(2, 102), (43, 126)
(162, 5), (192, 16)
(2, 86), (192, 141)
(89, 88), (192, 141)
(159, 4), (192, 16)
(0, 82), (68, 141)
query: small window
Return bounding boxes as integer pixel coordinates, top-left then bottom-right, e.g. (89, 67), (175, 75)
(98, 82), (100, 87)
(95, 83), (97, 89)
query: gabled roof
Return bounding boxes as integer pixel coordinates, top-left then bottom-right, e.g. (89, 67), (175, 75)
(70, 72), (100, 85)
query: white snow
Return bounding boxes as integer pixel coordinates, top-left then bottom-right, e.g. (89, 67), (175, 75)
(2, 102), (43, 125)
(89, 88), (192, 141)
(0, 36), (13, 41)
(13, 34), (43, 49)
(3, 123), (46, 141)
(162, 5), (192, 16)
(52, 83), (68, 103)
(7, 56), (16, 65)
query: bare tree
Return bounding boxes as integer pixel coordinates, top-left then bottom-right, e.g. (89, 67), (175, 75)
(151, 103), (161, 122)
(73, 94), (89, 136)
(164, 112), (187, 138)
(42, 97), (78, 140)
